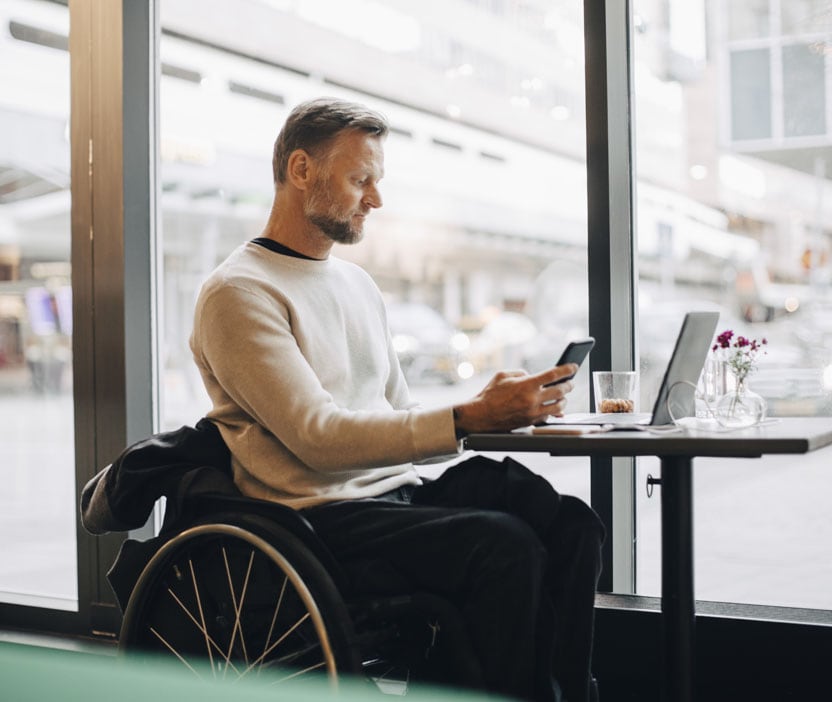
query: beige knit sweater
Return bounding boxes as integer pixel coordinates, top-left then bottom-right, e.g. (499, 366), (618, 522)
(190, 242), (460, 509)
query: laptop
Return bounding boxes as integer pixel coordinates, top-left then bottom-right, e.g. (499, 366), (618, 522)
(548, 311), (719, 429)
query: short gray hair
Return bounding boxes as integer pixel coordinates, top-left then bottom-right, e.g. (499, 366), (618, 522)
(272, 97), (389, 185)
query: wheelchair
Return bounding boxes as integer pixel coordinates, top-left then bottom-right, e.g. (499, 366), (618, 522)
(83, 420), (483, 694)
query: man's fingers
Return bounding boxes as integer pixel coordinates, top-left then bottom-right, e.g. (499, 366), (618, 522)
(542, 397), (567, 418)
(483, 369), (528, 389)
(497, 369), (530, 379)
(533, 364), (578, 387)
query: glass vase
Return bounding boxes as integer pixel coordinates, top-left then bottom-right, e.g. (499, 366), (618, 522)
(696, 357), (727, 418)
(715, 376), (767, 428)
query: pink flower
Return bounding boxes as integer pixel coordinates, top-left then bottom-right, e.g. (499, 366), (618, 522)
(711, 329), (768, 385)
(713, 329), (734, 351)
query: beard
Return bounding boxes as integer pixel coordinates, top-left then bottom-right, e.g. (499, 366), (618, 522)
(308, 212), (363, 245)
(304, 178), (365, 245)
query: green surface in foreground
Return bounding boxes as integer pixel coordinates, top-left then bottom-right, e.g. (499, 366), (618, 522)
(0, 641), (503, 702)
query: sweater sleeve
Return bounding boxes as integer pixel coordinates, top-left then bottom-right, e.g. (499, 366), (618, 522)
(384, 332), (418, 411)
(192, 283), (459, 472)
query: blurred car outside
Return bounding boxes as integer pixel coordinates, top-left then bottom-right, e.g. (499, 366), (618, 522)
(734, 262), (818, 323)
(386, 301), (472, 386)
(463, 309), (541, 374)
(459, 307), (596, 412)
(747, 300), (832, 417)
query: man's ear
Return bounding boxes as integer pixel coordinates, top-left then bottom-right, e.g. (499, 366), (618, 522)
(286, 149), (313, 191)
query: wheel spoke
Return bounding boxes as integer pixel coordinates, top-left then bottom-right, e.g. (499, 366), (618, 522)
(238, 611), (311, 679)
(221, 545), (255, 673)
(149, 626), (204, 679)
(163, 587), (241, 675)
(188, 558), (215, 675)
(259, 574), (289, 675)
(271, 640), (323, 666)
(269, 660), (327, 684)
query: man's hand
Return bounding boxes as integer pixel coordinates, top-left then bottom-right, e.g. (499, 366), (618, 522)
(453, 364), (577, 435)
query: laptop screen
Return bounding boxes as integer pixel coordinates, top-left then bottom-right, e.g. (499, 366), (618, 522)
(648, 311), (720, 425)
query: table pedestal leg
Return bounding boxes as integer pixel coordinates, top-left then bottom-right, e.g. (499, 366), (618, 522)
(660, 456), (695, 702)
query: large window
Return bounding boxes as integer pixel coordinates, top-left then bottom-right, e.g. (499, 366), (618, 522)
(0, 0), (76, 612)
(3, 0), (830, 652)
(156, 1), (832, 611)
(157, 0), (592, 503)
(633, 0), (832, 608)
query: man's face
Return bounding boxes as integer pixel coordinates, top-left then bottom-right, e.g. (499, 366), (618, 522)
(303, 130), (384, 245)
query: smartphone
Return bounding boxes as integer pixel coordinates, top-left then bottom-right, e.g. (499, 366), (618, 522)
(545, 337), (595, 386)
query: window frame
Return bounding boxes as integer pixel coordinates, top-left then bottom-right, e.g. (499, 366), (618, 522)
(584, 0), (638, 595)
(0, 0), (158, 636)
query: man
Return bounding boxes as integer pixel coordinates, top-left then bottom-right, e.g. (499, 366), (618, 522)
(190, 97), (603, 702)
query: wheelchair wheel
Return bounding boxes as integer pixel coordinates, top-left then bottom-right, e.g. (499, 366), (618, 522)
(119, 515), (362, 690)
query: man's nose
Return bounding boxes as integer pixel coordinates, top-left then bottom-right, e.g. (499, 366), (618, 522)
(365, 184), (383, 209)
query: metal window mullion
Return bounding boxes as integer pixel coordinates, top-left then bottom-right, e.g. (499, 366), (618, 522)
(68, 0), (157, 632)
(68, 0), (96, 634)
(123, 0), (159, 444)
(585, 0), (637, 594)
(122, 0), (159, 536)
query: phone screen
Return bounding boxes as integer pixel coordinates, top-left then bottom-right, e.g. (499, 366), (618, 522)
(546, 337), (595, 386)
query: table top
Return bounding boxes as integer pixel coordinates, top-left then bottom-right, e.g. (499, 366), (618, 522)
(464, 416), (832, 458)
